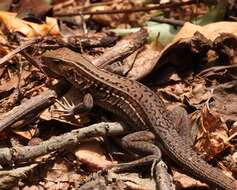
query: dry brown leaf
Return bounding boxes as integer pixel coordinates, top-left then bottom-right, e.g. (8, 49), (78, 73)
(156, 32), (212, 78)
(212, 81), (237, 122)
(174, 22), (237, 42)
(195, 106), (230, 160)
(12, 128), (37, 140)
(74, 141), (113, 171)
(14, 0), (51, 18)
(40, 87), (90, 126)
(156, 81), (190, 104)
(214, 33), (237, 65)
(126, 44), (161, 80)
(109, 172), (156, 190)
(202, 22), (237, 39)
(190, 80), (212, 105)
(0, 68), (33, 93)
(172, 169), (208, 189)
(44, 160), (71, 190)
(0, 11), (59, 37)
(0, 68), (41, 113)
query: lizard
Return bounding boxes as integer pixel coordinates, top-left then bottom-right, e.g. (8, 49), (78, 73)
(42, 48), (237, 190)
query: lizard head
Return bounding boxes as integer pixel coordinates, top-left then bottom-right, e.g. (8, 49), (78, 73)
(41, 48), (93, 80)
(42, 48), (96, 87)
(42, 48), (73, 77)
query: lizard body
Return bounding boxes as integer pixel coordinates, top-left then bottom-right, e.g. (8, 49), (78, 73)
(42, 48), (237, 190)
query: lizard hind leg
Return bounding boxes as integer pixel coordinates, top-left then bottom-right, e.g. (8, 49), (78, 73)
(112, 131), (174, 190)
(111, 131), (161, 176)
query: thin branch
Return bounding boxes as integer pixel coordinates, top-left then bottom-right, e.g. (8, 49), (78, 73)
(92, 29), (148, 67)
(0, 80), (70, 132)
(0, 122), (127, 165)
(54, 0), (199, 17)
(0, 38), (40, 67)
(150, 17), (185, 26)
(0, 163), (38, 189)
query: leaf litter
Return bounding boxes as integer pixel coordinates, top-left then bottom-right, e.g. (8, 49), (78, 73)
(0, 0), (236, 190)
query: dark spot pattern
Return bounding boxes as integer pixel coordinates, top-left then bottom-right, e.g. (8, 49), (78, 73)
(42, 48), (237, 190)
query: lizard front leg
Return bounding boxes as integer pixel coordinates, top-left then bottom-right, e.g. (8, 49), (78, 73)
(53, 93), (94, 116)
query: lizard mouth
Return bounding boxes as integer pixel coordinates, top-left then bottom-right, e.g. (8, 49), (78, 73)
(41, 58), (64, 79)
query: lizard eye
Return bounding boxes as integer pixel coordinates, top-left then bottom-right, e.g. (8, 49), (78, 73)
(53, 59), (61, 64)
(65, 69), (74, 77)
(53, 59), (64, 67)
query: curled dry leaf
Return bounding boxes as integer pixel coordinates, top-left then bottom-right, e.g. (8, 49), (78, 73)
(189, 79), (212, 105)
(156, 32), (212, 73)
(214, 33), (237, 65)
(108, 43), (161, 81)
(174, 22), (237, 42)
(126, 44), (161, 80)
(0, 11), (59, 37)
(12, 128), (37, 140)
(157, 23), (237, 77)
(195, 106), (231, 160)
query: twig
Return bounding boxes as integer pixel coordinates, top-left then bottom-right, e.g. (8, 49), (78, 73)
(150, 17), (185, 26)
(0, 38), (40, 67)
(196, 64), (237, 78)
(92, 29), (148, 67)
(0, 163), (38, 189)
(0, 80), (71, 132)
(21, 51), (44, 72)
(0, 122), (127, 165)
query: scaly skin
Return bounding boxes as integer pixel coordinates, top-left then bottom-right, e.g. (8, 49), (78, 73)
(42, 48), (237, 190)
